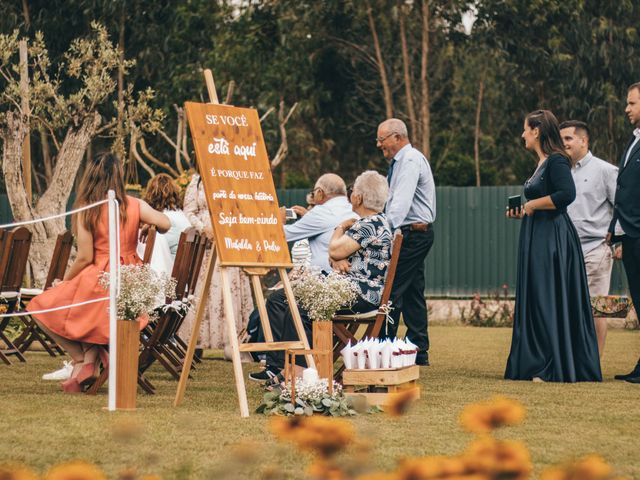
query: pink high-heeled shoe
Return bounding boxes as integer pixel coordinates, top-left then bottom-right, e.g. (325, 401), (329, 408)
(75, 361), (99, 386)
(61, 378), (82, 393)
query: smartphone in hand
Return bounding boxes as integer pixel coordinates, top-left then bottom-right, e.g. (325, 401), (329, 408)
(508, 195), (522, 215)
(285, 208), (297, 220)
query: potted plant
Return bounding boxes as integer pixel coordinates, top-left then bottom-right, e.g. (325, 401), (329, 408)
(101, 265), (174, 410)
(291, 268), (358, 381)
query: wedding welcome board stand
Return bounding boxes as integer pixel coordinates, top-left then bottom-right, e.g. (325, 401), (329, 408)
(173, 70), (313, 417)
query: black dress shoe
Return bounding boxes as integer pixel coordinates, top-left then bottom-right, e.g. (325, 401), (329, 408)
(614, 363), (640, 380)
(416, 352), (430, 366)
(624, 376), (640, 384)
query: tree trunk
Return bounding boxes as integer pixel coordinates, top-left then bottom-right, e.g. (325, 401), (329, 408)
(399, 1), (417, 140)
(2, 112), (101, 287)
(474, 76), (485, 187)
(366, 0), (394, 119)
(420, 0), (431, 157)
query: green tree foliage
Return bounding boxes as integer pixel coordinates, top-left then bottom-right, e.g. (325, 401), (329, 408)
(2, 0), (640, 187)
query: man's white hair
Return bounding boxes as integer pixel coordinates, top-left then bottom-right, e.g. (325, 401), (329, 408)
(316, 173), (347, 196)
(379, 118), (408, 138)
(353, 170), (388, 212)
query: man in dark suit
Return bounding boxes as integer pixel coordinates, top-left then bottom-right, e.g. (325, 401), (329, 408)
(607, 82), (640, 384)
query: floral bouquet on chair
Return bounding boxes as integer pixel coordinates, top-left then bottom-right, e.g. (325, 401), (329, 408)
(100, 264), (175, 321)
(290, 267), (358, 322)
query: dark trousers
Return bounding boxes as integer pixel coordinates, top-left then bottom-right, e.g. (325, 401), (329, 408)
(256, 290), (375, 369)
(621, 235), (640, 367)
(383, 228), (435, 360)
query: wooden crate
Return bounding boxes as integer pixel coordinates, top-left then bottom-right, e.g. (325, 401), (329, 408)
(342, 365), (420, 406)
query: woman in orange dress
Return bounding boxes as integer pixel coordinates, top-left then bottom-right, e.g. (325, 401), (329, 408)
(28, 153), (170, 393)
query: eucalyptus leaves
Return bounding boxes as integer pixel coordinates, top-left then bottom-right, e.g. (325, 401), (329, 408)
(257, 378), (356, 417)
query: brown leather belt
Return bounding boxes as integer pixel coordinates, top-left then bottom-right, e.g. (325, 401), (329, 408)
(401, 222), (430, 232)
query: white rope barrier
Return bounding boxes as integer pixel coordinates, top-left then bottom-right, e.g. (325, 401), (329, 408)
(0, 199), (110, 229)
(0, 297), (110, 317)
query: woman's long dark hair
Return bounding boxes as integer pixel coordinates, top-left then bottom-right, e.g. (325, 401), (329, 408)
(74, 152), (128, 234)
(525, 110), (569, 159)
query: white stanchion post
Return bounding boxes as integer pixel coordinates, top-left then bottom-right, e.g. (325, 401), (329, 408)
(107, 190), (117, 411)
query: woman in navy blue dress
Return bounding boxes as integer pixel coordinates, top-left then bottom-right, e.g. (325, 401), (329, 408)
(505, 110), (602, 382)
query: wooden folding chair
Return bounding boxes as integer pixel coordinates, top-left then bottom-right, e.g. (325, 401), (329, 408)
(0, 227), (33, 363)
(138, 229), (209, 385)
(16, 230), (74, 355)
(141, 225), (157, 265)
(87, 228), (206, 395)
(331, 231), (403, 379)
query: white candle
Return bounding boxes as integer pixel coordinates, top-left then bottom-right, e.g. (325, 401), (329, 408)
(302, 368), (319, 384)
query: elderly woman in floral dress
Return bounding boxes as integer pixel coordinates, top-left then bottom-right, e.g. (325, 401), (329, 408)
(249, 170), (392, 385)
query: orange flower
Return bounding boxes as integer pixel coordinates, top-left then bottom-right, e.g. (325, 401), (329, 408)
(459, 396), (525, 434)
(386, 389), (419, 417)
(355, 472), (400, 480)
(395, 455), (468, 479)
(0, 464), (39, 480)
(269, 416), (355, 458)
(464, 437), (532, 480)
(45, 461), (107, 480)
(307, 460), (348, 480)
(540, 454), (625, 480)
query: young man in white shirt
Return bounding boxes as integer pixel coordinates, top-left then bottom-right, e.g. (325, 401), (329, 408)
(560, 120), (618, 357)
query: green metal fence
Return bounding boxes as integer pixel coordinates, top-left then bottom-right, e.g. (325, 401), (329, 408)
(1, 188), (627, 297)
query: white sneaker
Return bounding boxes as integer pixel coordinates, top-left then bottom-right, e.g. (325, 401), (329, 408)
(42, 361), (73, 381)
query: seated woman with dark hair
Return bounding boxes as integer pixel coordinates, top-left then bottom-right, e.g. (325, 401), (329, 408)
(249, 170), (392, 384)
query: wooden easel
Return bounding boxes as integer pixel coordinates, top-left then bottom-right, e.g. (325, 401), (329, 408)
(173, 70), (313, 417)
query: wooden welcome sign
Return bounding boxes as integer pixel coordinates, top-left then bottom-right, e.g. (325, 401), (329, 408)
(174, 70), (312, 417)
(184, 102), (291, 267)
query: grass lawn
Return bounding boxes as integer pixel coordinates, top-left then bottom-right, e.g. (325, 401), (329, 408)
(1, 325), (639, 479)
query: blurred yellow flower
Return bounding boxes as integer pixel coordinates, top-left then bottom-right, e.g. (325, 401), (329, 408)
(386, 389), (418, 417)
(540, 454), (627, 480)
(396, 455), (467, 479)
(459, 396), (525, 433)
(307, 460), (348, 480)
(464, 437), (532, 480)
(0, 463), (39, 480)
(269, 416), (355, 458)
(355, 472), (400, 480)
(45, 461), (107, 480)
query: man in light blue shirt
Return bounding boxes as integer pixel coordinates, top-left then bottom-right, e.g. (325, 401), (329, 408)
(283, 173), (358, 272)
(248, 174), (357, 382)
(560, 120), (617, 357)
(378, 118), (436, 366)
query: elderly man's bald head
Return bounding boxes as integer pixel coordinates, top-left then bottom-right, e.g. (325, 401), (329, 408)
(315, 173), (347, 197)
(378, 118), (408, 139)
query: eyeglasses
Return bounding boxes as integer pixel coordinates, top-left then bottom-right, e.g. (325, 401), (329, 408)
(375, 132), (395, 143)
(346, 185), (354, 202)
(308, 187), (322, 198)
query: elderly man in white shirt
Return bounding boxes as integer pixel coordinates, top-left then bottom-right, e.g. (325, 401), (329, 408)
(560, 120), (618, 357)
(282, 173), (358, 272)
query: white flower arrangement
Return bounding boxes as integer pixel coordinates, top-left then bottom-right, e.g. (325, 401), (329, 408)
(257, 377), (356, 416)
(100, 264), (176, 321)
(291, 267), (359, 321)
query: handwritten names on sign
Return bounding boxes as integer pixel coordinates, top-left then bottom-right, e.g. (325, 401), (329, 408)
(185, 102), (291, 266)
